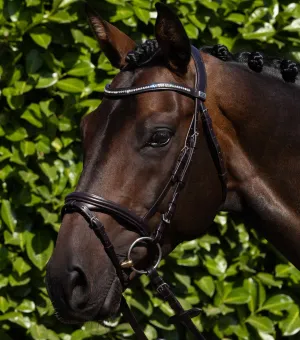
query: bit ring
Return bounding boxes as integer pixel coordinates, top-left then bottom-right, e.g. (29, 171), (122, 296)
(126, 237), (162, 274)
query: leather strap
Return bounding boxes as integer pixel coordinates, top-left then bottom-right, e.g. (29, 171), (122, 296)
(120, 297), (148, 340)
(64, 192), (149, 237)
(62, 199), (125, 285)
(147, 267), (205, 340)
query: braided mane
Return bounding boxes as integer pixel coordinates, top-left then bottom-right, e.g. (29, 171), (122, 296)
(125, 40), (300, 84)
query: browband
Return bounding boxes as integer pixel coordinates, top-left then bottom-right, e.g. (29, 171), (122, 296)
(104, 82), (206, 101)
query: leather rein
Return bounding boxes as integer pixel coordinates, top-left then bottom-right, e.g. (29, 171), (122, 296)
(62, 46), (227, 339)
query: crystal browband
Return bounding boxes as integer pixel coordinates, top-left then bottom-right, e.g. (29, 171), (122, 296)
(104, 83), (206, 101)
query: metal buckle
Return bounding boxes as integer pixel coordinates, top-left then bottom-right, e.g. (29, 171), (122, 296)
(121, 237), (162, 274)
(162, 213), (171, 224)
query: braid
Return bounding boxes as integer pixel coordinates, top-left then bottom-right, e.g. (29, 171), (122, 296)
(126, 42), (300, 85)
(248, 52), (264, 73)
(280, 60), (298, 83)
(211, 44), (230, 61)
(126, 40), (159, 67)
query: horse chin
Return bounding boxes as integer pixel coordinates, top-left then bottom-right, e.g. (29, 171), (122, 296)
(95, 276), (123, 320)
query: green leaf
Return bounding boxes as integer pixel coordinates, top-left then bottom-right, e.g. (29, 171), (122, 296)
(7, 0), (21, 22)
(258, 281), (266, 308)
(259, 294), (294, 314)
(39, 162), (58, 182)
(78, 99), (101, 112)
(36, 72), (58, 89)
(0, 274), (9, 289)
(1, 200), (17, 232)
(177, 255), (199, 267)
(40, 99), (57, 117)
(226, 13), (245, 24)
(204, 254), (227, 276)
(242, 23), (275, 41)
(58, 116), (72, 131)
(256, 273), (283, 288)
(16, 300), (35, 313)
(188, 14), (206, 31)
(111, 7), (134, 22)
(209, 26), (222, 39)
(179, 240), (199, 251)
(20, 141), (36, 157)
(26, 49), (43, 74)
(184, 23), (199, 39)
(5, 127), (28, 142)
(0, 296), (10, 313)
(0, 146), (12, 162)
(10, 146), (25, 165)
(244, 278), (257, 313)
(0, 126), (5, 137)
(258, 331), (275, 340)
(144, 324), (157, 340)
(56, 78), (85, 93)
(133, 7), (150, 24)
(4, 230), (26, 249)
(67, 60), (95, 77)
(283, 18), (300, 32)
(36, 135), (51, 154)
(0, 165), (14, 181)
(53, 0), (79, 9)
(224, 287), (250, 305)
(279, 305), (300, 336)
(174, 272), (191, 288)
(0, 312), (31, 328)
(38, 207), (58, 226)
(14, 81), (33, 95)
(29, 27), (52, 49)
(21, 107), (43, 128)
(49, 10), (77, 23)
(247, 7), (269, 25)
(25, 0), (41, 6)
(12, 257), (31, 276)
(198, 234), (220, 251)
(6, 95), (24, 110)
(128, 294), (153, 317)
(275, 264), (293, 278)
(71, 28), (84, 43)
(26, 229), (54, 271)
(18, 170), (39, 184)
(9, 273), (31, 287)
(132, 0), (150, 9)
(195, 276), (215, 297)
(246, 315), (274, 333)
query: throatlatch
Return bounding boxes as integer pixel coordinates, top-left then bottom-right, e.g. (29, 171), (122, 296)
(62, 46), (227, 340)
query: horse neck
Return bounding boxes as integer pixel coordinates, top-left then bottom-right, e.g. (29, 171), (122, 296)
(205, 55), (300, 268)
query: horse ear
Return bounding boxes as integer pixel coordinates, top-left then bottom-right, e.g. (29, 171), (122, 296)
(86, 6), (136, 69)
(155, 3), (191, 74)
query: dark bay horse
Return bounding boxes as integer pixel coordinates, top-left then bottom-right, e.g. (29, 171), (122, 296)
(46, 1), (300, 336)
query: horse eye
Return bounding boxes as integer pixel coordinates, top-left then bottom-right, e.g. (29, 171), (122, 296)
(147, 130), (173, 148)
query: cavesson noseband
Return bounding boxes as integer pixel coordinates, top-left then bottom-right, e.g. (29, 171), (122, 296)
(62, 46), (227, 340)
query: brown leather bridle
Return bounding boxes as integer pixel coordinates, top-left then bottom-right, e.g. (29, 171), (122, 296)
(62, 46), (227, 340)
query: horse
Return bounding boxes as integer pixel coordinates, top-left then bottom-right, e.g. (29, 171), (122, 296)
(45, 2), (300, 339)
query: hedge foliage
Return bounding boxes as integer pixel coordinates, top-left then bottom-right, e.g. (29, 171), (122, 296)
(1, 0), (300, 339)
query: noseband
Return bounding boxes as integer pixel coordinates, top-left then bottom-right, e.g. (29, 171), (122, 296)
(62, 46), (227, 339)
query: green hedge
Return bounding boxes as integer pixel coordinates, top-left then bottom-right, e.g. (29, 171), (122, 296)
(1, 0), (300, 339)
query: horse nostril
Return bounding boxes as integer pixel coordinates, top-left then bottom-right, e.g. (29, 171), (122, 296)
(68, 266), (90, 310)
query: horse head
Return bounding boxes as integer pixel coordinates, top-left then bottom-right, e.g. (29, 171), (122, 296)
(46, 3), (225, 324)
